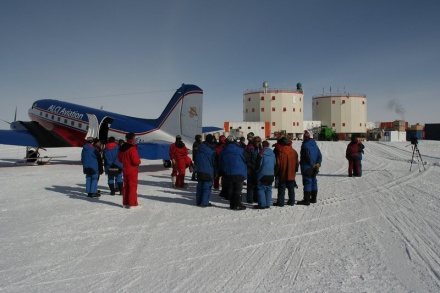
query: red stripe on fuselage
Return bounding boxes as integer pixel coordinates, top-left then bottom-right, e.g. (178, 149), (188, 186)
(30, 115), (87, 147)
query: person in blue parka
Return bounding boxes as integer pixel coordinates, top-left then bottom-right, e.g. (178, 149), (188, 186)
(103, 136), (123, 195)
(220, 136), (248, 210)
(194, 134), (217, 207)
(254, 140), (276, 209)
(297, 131), (322, 205)
(81, 137), (103, 197)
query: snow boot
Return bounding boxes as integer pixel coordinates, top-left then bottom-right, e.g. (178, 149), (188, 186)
(310, 190), (318, 204)
(297, 191), (311, 206)
(117, 182), (123, 195)
(231, 204), (246, 210)
(108, 184), (116, 195)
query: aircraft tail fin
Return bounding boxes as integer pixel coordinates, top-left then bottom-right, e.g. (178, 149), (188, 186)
(156, 84), (203, 143)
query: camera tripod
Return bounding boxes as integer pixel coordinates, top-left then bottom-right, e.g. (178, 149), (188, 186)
(410, 144), (426, 172)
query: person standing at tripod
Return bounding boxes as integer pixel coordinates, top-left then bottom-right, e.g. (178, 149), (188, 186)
(346, 135), (365, 177)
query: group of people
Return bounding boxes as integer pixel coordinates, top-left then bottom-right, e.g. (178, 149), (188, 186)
(81, 130), (365, 211)
(81, 132), (141, 209)
(192, 130), (323, 210)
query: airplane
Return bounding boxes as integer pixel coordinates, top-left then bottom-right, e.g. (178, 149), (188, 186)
(0, 83), (221, 166)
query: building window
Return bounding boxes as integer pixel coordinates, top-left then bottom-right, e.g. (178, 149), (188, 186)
(248, 126), (251, 129)
(293, 108), (295, 112)
(261, 108), (264, 112)
(360, 123), (362, 126)
(342, 123), (346, 127)
(342, 100), (346, 104)
(293, 122), (296, 126)
(272, 107), (275, 112)
(40, 111), (43, 116)
(78, 123), (82, 128)
(297, 122), (299, 126)
(332, 100), (335, 104)
(272, 122), (276, 126)
(246, 109), (248, 113)
(51, 115), (54, 119)
(261, 126), (264, 129)
(332, 123), (335, 127)
(300, 97), (301, 101)
(239, 126), (242, 129)
(283, 107), (286, 112)
(272, 96), (275, 100)
(86, 126), (89, 130)
(45, 113), (48, 118)
(316, 102), (319, 105)
(64, 119), (67, 124)
(362, 101), (365, 104)
(300, 108), (302, 112)
(71, 121), (75, 126)
(248, 98), (251, 101)
(261, 96), (264, 100)
(252, 108), (255, 112)
(57, 117), (60, 122)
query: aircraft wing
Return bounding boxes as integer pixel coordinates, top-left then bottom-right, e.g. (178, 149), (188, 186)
(137, 142), (171, 160)
(202, 126), (223, 133)
(136, 125), (223, 161)
(0, 121), (72, 148)
(0, 129), (39, 147)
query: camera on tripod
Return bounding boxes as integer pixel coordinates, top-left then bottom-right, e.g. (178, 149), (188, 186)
(410, 137), (418, 145)
(409, 136), (425, 172)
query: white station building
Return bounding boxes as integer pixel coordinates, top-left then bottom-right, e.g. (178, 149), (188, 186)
(238, 81), (304, 139)
(312, 93), (367, 135)
(219, 83), (368, 141)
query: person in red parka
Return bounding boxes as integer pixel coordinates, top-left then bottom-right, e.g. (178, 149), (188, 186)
(118, 132), (141, 208)
(169, 135), (182, 186)
(174, 140), (191, 188)
(346, 135), (365, 177)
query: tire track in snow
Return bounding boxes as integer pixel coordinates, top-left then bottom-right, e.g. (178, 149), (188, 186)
(368, 167), (440, 289)
(247, 209), (310, 292)
(358, 159), (440, 291)
(289, 205), (324, 287)
(220, 209), (300, 293)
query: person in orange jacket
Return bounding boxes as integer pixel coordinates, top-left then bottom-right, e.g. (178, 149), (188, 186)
(118, 132), (141, 208)
(274, 137), (299, 206)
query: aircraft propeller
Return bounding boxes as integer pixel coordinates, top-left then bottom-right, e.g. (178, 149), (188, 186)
(0, 107), (17, 125)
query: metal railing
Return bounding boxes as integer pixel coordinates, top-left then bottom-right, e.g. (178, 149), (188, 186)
(312, 93), (366, 98)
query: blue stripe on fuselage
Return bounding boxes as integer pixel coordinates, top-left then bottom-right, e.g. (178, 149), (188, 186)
(30, 84), (202, 135)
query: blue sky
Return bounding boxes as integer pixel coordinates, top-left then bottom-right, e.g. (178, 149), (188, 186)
(1, 0), (439, 130)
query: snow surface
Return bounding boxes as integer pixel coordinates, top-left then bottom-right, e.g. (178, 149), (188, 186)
(1, 141), (440, 293)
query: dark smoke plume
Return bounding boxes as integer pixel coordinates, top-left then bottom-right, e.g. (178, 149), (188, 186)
(387, 99), (406, 119)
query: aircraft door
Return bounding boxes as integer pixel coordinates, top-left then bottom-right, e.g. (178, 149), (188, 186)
(86, 114), (99, 139)
(98, 117), (114, 142)
(85, 114), (114, 142)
